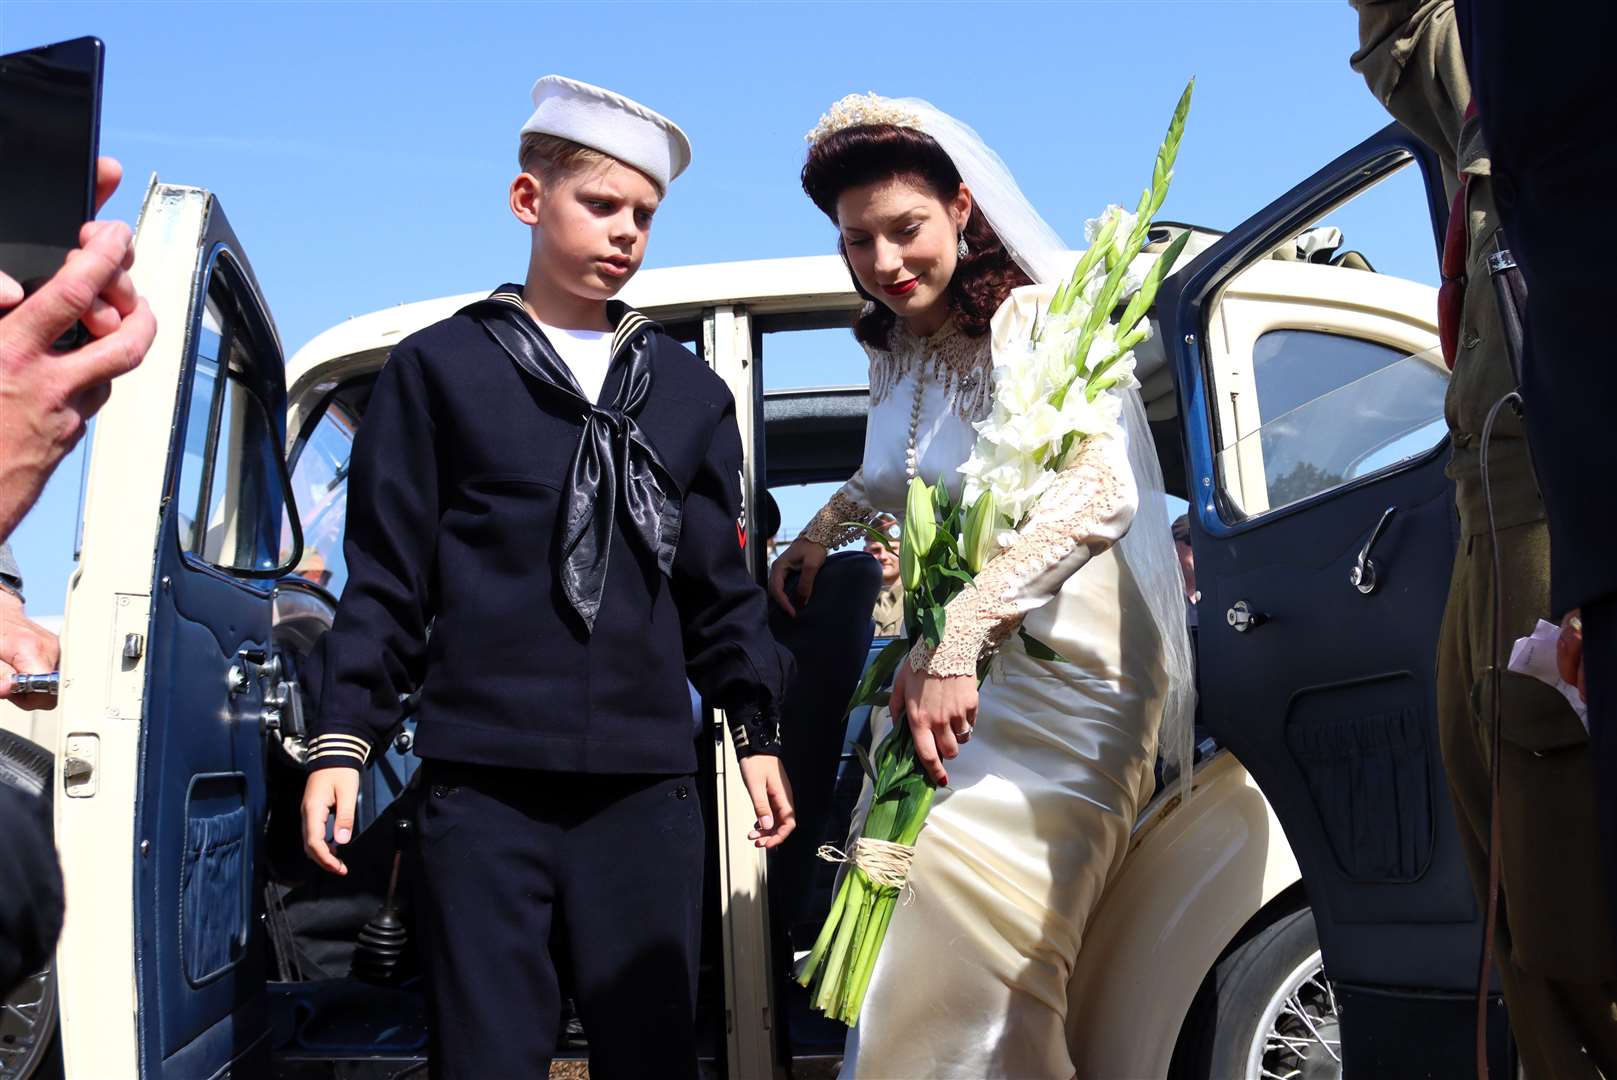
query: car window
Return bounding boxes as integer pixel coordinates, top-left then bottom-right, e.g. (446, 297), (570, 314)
(173, 264), (288, 575)
(289, 402), (356, 596)
(1217, 333), (1448, 516)
(760, 323), (868, 391)
(1205, 155), (1447, 522)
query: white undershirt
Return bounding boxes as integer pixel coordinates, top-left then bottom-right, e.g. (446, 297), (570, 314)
(537, 319), (613, 404)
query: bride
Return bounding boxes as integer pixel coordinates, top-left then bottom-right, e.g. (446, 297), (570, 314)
(768, 93), (1195, 1078)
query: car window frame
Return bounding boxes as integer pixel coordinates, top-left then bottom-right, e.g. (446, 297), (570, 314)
(169, 245), (302, 588)
(284, 374), (373, 606)
(1189, 144), (1450, 536)
(1211, 323), (1450, 522)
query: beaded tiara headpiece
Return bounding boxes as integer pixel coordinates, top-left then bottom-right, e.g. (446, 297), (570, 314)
(804, 92), (925, 145)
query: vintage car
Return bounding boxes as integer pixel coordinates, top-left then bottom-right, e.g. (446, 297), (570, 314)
(0, 121), (1507, 1079)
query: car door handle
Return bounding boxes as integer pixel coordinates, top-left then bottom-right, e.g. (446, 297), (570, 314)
(1350, 505), (1398, 596)
(1226, 600), (1269, 633)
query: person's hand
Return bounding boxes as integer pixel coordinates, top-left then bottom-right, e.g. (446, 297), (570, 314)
(0, 161), (156, 540)
(893, 657), (977, 787)
(302, 766), (360, 875)
(0, 590), (60, 711)
(1558, 609), (1588, 704)
(0, 157), (123, 307)
(767, 536), (828, 617)
(738, 754), (796, 849)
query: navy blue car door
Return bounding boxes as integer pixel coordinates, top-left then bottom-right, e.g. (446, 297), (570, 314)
(134, 194), (298, 1079)
(1159, 125), (1512, 1074)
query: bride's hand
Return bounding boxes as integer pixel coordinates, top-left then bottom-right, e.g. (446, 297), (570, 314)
(767, 536), (828, 617)
(894, 658), (977, 788)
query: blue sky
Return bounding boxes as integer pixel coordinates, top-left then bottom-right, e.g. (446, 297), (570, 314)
(6, 0), (1421, 617)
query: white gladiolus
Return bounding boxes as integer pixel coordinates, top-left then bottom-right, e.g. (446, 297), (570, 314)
(960, 240), (1138, 529)
(1084, 204), (1133, 245)
(1111, 212), (1139, 263)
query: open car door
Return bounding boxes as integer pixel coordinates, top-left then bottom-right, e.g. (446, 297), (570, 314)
(1159, 124), (1513, 1074)
(56, 182), (299, 1079)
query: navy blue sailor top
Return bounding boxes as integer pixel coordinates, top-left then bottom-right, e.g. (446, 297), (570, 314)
(306, 291), (792, 774)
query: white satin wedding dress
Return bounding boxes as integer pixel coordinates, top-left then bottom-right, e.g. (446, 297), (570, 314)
(799, 289), (1168, 1079)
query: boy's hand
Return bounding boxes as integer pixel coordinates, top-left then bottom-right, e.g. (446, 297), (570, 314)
(302, 766), (360, 875)
(739, 755), (795, 849)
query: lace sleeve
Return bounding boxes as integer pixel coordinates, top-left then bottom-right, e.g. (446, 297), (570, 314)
(798, 468), (880, 549)
(912, 432), (1137, 677)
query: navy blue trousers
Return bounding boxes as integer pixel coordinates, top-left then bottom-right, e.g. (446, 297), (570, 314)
(411, 761), (703, 1080)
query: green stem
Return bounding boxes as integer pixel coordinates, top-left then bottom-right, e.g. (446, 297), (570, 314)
(796, 870), (851, 987)
(846, 893), (899, 1022)
(839, 880), (878, 1023)
(815, 871), (867, 1015)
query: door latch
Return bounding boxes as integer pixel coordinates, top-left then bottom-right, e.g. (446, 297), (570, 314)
(1226, 600), (1268, 633)
(1350, 506), (1398, 596)
(63, 734), (99, 798)
(228, 645), (270, 697)
(260, 654), (307, 740)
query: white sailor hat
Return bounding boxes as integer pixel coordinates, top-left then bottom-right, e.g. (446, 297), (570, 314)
(520, 75), (693, 189)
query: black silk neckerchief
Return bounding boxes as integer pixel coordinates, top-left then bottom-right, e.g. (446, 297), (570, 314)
(460, 290), (682, 633)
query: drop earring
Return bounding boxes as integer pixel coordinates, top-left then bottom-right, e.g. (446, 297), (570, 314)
(957, 233), (970, 258)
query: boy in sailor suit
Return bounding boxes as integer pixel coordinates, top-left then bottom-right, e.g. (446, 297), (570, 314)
(300, 75), (796, 1079)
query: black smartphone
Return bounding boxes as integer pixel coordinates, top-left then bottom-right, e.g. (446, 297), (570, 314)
(0, 36), (105, 311)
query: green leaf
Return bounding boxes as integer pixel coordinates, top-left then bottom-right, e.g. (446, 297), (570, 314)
(851, 742), (879, 782)
(844, 637), (911, 716)
(1116, 229), (1192, 335)
(1019, 628), (1068, 662)
(843, 521), (897, 552)
(1057, 214), (1116, 318)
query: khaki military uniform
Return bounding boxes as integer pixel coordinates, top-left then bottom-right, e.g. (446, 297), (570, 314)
(1352, 2), (1617, 1074)
(872, 584), (905, 638)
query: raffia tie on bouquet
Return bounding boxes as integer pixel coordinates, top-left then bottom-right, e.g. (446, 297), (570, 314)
(816, 839), (919, 904)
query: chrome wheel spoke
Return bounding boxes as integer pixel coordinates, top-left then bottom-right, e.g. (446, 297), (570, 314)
(1247, 945), (1343, 1080)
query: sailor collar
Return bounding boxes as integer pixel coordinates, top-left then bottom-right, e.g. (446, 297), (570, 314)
(485, 287), (657, 370)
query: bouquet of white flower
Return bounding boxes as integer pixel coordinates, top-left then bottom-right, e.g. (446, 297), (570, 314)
(796, 78), (1195, 1027)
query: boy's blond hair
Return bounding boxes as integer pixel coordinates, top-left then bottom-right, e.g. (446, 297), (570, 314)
(518, 132), (663, 194)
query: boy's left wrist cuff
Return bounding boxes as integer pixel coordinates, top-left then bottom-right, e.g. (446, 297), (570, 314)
(306, 732), (373, 769)
(724, 700), (782, 758)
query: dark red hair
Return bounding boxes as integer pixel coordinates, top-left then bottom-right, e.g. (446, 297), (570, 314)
(801, 123), (1029, 349)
